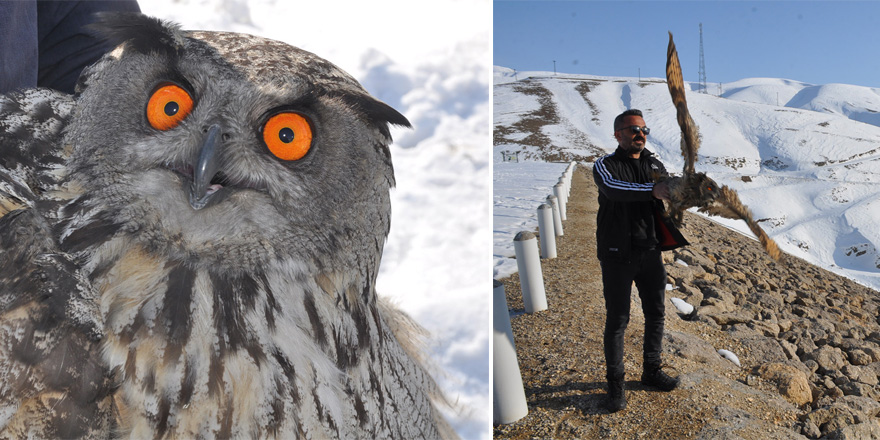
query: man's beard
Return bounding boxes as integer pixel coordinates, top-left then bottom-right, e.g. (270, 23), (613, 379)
(623, 138), (646, 154)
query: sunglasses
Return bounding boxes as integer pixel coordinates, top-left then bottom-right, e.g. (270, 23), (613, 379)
(617, 126), (650, 135)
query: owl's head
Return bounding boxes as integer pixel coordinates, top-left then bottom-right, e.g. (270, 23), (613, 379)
(691, 172), (720, 205)
(63, 13), (410, 272)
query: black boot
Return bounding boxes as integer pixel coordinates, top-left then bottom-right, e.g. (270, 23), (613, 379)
(641, 364), (679, 391)
(605, 379), (626, 412)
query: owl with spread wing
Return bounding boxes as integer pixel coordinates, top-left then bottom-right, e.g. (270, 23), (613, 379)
(661, 32), (781, 261)
(0, 13), (456, 439)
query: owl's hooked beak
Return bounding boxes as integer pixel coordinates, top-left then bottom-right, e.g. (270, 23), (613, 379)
(189, 124), (222, 210)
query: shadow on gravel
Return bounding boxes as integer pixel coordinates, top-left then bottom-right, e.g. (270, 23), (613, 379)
(526, 380), (678, 415)
(525, 381), (605, 415)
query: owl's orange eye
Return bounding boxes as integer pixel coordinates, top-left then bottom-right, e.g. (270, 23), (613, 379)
(146, 84), (194, 131)
(263, 112), (312, 161)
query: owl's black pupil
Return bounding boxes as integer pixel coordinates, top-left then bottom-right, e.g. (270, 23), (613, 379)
(164, 101), (179, 116)
(278, 127), (295, 143)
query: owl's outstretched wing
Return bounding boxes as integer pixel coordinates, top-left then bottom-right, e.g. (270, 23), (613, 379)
(665, 33), (780, 261)
(666, 32), (699, 175)
(698, 185), (782, 261)
(0, 89), (113, 438)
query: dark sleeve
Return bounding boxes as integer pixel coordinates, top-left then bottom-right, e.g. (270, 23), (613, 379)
(36, 0), (141, 94)
(592, 155), (656, 202)
(0, 1), (39, 94)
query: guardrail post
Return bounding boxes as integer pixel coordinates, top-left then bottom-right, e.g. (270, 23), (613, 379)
(536, 204), (556, 259)
(557, 177), (568, 206)
(513, 231), (548, 313)
(493, 280), (529, 424)
(546, 195), (563, 237)
(553, 183), (567, 221)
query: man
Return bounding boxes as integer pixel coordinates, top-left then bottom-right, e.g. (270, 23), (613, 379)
(1, 1), (140, 94)
(592, 109), (688, 412)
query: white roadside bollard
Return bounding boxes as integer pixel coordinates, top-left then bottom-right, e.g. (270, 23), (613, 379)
(559, 177), (570, 205)
(559, 178), (569, 206)
(513, 231), (548, 313)
(553, 183), (567, 221)
(492, 280), (529, 424)
(536, 204), (557, 259)
(562, 164), (574, 189)
(546, 195), (563, 237)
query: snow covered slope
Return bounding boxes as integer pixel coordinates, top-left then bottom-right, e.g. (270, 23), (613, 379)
(494, 67), (880, 292)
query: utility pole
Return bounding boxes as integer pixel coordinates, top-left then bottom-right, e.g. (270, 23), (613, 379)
(553, 60), (556, 75)
(698, 23), (708, 94)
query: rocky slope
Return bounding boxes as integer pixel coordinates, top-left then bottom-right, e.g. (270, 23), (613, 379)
(494, 165), (880, 439)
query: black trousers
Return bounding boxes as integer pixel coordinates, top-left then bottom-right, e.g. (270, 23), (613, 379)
(600, 248), (666, 381)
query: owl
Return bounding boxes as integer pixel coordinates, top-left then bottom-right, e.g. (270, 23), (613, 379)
(0, 12), (456, 439)
(663, 32), (780, 261)
(656, 172), (719, 226)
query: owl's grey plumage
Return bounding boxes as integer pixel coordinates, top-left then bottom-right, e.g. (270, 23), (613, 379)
(0, 13), (456, 439)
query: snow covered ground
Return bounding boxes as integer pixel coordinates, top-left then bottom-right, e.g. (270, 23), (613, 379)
(141, 1), (492, 438)
(493, 161), (570, 278)
(494, 67), (880, 296)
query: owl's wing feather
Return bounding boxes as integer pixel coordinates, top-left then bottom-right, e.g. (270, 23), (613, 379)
(698, 185), (782, 261)
(0, 90), (112, 438)
(378, 297), (458, 439)
(666, 32), (699, 175)
(0, 211), (113, 439)
(0, 89), (75, 208)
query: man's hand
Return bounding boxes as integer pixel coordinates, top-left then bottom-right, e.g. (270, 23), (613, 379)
(652, 181), (670, 201)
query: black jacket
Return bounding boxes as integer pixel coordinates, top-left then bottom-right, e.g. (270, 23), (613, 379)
(592, 147), (688, 262)
(0, 1), (141, 94)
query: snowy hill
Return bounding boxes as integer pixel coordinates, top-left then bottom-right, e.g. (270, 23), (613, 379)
(493, 66), (880, 292)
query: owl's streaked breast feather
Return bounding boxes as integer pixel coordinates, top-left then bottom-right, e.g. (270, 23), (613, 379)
(0, 12), (455, 439)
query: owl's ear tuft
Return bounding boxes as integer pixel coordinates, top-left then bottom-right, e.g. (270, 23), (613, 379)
(369, 98), (412, 130)
(333, 92), (411, 139)
(87, 12), (185, 59)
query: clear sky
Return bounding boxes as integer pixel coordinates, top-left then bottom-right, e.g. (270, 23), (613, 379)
(494, 1), (880, 88)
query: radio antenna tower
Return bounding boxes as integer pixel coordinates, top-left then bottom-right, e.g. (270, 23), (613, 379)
(698, 23), (708, 94)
